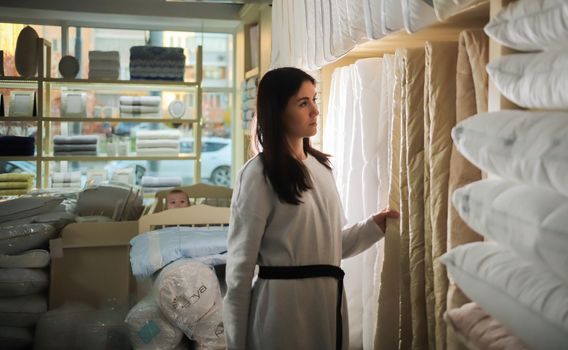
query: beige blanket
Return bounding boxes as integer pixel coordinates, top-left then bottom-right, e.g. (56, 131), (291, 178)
(446, 29), (488, 350)
(424, 41), (459, 350)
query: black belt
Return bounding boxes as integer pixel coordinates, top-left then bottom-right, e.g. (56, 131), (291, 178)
(258, 264), (345, 350)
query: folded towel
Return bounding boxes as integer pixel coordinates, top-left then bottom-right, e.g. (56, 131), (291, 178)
(119, 96), (161, 107)
(242, 109), (255, 122)
(89, 61), (120, 71)
(135, 148), (180, 156)
(0, 136), (35, 156)
(89, 51), (120, 61)
(135, 130), (181, 140)
(136, 139), (180, 149)
(53, 135), (98, 145)
(141, 176), (182, 187)
(119, 105), (161, 114)
(51, 172), (81, 184)
(130, 46), (185, 61)
(53, 144), (98, 152)
(88, 70), (119, 80)
(53, 151), (98, 156)
(0, 189), (29, 196)
(0, 182), (31, 190)
(120, 112), (161, 118)
(246, 78), (257, 90)
(0, 174), (34, 182)
(51, 182), (81, 188)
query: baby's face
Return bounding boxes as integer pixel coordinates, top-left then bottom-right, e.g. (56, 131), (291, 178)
(167, 193), (189, 209)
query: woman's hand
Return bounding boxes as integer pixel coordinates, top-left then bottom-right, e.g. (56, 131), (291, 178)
(372, 208), (400, 233)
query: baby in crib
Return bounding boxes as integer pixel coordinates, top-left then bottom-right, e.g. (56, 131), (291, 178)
(166, 189), (191, 209)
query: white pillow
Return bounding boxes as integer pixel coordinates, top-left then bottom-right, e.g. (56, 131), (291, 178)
(452, 110), (568, 196)
(125, 297), (183, 350)
(453, 179), (568, 281)
(0, 268), (49, 297)
(484, 0), (568, 51)
(486, 51), (568, 109)
(433, 0), (486, 21)
(402, 0), (438, 33)
(442, 242), (568, 350)
(0, 249), (50, 268)
(0, 294), (47, 327)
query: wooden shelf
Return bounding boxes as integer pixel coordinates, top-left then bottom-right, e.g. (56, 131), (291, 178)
(0, 156), (36, 161)
(245, 67), (260, 80)
(41, 154), (198, 162)
(0, 76), (40, 82)
(42, 117), (198, 123)
(43, 78), (199, 91)
(0, 117), (39, 122)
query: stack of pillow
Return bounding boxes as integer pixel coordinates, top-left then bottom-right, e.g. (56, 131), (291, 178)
(241, 77), (257, 131)
(441, 2), (568, 349)
(135, 130), (181, 156)
(140, 176), (182, 194)
(51, 172), (81, 189)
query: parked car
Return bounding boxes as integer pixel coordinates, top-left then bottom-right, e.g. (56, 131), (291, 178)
(105, 136), (232, 187)
(0, 160), (36, 174)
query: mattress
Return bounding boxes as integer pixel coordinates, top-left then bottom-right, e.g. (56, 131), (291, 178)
(363, 0), (384, 39)
(433, 0), (486, 21)
(154, 258), (225, 347)
(425, 41), (459, 350)
(130, 225), (228, 278)
(447, 30), (488, 350)
(382, 0), (404, 34)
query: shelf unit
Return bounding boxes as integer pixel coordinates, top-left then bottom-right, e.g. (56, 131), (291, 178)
(0, 40), (204, 190)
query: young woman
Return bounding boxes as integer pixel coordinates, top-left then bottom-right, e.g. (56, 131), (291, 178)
(224, 67), (398, 350)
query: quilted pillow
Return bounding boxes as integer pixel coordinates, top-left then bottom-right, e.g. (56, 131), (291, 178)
(486, 51), (568, 109)
(445, 302), (530, 350)
(451, 110), (568, 196)
(484, 0), (568, 51)
(442, 242), (568, 350)
(453, 179), (568, 281)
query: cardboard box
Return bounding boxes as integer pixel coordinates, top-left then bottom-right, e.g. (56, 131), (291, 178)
(49, 221), (138, 309)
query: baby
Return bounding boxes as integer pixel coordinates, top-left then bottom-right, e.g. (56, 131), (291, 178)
(166, 189), (190, 209)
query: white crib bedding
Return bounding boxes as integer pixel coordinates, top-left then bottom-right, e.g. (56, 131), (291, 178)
(130, 225), (228, 278)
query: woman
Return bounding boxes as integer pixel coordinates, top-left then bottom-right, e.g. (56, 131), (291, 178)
(224, 67), (398, 350)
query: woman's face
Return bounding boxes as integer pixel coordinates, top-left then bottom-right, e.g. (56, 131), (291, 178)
(282, 81), (319, 139)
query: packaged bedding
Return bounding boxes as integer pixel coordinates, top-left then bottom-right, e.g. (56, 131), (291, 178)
(154, 259), (226, 349)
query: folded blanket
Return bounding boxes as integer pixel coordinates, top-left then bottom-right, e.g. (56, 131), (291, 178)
(135, 148), (179, 156)
(120, 113), (161, 118)
(130, 226), (228, 278)
(0, 189), (29, 196)
(0, 182), (31, 190)
(53, 144), (97, 152)
(119, 105), (161, 114)
(88, 70), (119, 80)
(119, 96), (161, 107)
(51, 172), (81, 184)
(130, 46), (185, 61)
(141, 176), (182, 187)
(89, 50), (119, 61)
(136, 139), (179, 149)
(0, 136), (35, 156)
(51, 183), (81, 189)
(88, 60), (120, 71)
(53, 151), (98, 156)
(53, 135), (98, 145)
(246, 78), (257, 90)
(0, 174), (34, 183)
(135, 130), (180, 140)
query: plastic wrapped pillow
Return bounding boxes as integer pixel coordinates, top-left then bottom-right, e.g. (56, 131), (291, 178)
(0, 223), (56, 255)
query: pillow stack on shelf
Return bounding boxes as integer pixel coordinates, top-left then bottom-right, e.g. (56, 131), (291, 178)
(135, 130), (181, 156)
(240, 77), (257, 131)
(141, 176), (182, 194)
(484, 0), (568, 110)
(0, 173), (34, 196)
(0, 196), (78, 349)
(442, 6), (568, 347)
(119, 96), (162, 118)
(88, 51), (120, 80)
(129, 46), (185, 81)
(443, 110), (568, 350)
(51, 172), (81, 189)
(53, 135), (98, 156)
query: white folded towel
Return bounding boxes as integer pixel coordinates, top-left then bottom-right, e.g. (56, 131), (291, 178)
(141, 176), (182, 187)
(136, 139), (180, 149)
(136, 148), (180, 156)
(52, 172), (81, 184)
(135, 130), (181, 140)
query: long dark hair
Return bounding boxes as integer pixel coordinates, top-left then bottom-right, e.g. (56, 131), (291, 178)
(255, 67), (331, 205)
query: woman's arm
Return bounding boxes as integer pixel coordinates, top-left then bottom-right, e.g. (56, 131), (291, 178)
(342, 209), (398, 259)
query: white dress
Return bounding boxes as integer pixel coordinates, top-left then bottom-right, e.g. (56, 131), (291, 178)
(223, 153), (383, 350)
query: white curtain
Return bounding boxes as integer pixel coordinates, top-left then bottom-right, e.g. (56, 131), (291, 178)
(323, 58), (389, 350)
